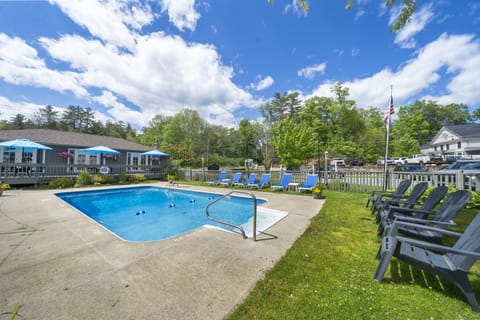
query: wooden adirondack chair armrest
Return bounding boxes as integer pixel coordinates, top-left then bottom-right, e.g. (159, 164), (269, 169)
(385, 220), (462, 238)
(387, 207), (435, 219)
(392, 215), (457, 227)
(392, 207), (434, 215)
(396, 235), (480, 259)
(385, 199), (421, 208)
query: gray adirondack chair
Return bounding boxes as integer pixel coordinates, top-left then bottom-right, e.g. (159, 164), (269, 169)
(375, 213), (480, 312)
(376, 185), (449, 236)
(381, 190), (471, 244)
(375, 182), (429, 224)
(367, 179), (412, 214)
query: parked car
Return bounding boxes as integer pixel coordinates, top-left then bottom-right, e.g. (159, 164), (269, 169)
(330, 157), (345, 166)
(376, 158), (395, 166)
(346, 157), (365, 166)
(393, 164), (428, 172)
(392, 157), (407, 164)
(438, 160), (480, 190)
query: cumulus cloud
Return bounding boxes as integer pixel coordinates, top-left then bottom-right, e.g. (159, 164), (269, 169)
(250, 75), (274, 91)
(309, 34), (480, 109)
(160, 0), (200, 31)
(0, 1), (256, 128)
(393, 3), (434, 49)
(50, 0), (153, 51)
(0, 34), (88, 97)
(297, 63), (326, 80)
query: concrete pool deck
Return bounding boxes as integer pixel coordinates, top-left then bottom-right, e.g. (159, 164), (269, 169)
(0, 183), (324, 319)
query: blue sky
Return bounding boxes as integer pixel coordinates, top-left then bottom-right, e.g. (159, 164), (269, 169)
(0, 0), (479, 130)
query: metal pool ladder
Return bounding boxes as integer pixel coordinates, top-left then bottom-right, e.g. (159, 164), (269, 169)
(205, 190), (258, 241)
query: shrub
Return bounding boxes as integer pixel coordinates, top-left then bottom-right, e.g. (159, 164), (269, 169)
(48, 177), (75, 189)
(130, 173), (146, 183)
(92, 174), (105, 185)
(76, 170), (91, 186)
(102, 175), (116, 185)
(118, 171), (127, 184)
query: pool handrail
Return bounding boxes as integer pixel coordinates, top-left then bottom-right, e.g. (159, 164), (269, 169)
(205, 190), (258, 241)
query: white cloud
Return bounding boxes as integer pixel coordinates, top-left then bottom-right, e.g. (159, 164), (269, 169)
(50, 0), (152, 51)
(250, 75), (274, 91)
(393, 3), (434, 49)
(0, 1), (257, 128)
(0, 96), (50, 120)
(36, 30), (255, 127)
(0, 33), (88, 97)
(309, 34), (480, 109)
(160, 0), (200, 31)
(298, 63), (326, 80)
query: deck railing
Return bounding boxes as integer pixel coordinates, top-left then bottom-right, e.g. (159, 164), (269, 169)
(0, 163), (166, 185)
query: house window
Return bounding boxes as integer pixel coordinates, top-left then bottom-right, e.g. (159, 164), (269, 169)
(458, 142), (461, 149)
(440, 145), (444, 151)
(446, 144), (449, 150)
(434, 146), (437, 151)
(126, 152), (146, 172)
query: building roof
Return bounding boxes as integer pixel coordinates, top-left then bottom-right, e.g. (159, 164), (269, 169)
(444, 124), (480, 138)
(0, 129), (151, 151)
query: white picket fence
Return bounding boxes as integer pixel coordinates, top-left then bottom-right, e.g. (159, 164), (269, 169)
(180, 168), (476, 193)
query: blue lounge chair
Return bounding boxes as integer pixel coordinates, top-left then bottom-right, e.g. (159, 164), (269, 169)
(220, 172), (242, 187)
(271, 173), (292, 191)
(247, 173), (271, 189)
(206, 171), (227, 185)
(298, 174), (319, 192)
(234, 173), (257, 188)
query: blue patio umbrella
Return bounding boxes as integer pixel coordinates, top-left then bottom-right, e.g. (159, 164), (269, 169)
(0, 138), (52, 150)
(141, 149), (169, 157)
(81, 146), (120, 154)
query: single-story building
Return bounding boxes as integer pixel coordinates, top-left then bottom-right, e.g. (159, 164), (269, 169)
(421, 124), (480, 159)
(0, 129), (168, 184)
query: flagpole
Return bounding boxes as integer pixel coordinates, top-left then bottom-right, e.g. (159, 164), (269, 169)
(383, 85), (393, 191)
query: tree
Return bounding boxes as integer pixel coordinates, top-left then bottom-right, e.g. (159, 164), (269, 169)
(268, 0), (418, 31)
(260, 92), (302, 123)
(391, 100), (472, 153)
(9, 114), (31, 129)
(236, 119), (257, 159)
(33, 105), (59, 129)
(271, 118), (316, 168)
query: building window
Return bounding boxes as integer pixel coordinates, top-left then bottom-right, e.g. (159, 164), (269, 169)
(434, 146), (437, 151)
(446, 144), (449, 150)
(440, 145), (444, 151)
(126, 152), (146, 172)
(458, 142), (461, 149)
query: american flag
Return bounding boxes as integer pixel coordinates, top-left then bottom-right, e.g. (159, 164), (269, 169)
(383, 94), (394, 127)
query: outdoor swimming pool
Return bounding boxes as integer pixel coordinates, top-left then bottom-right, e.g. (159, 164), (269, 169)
(56, 186), (287, 242)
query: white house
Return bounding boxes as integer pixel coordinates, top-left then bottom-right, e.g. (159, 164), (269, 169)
(421, 124), (480, 158)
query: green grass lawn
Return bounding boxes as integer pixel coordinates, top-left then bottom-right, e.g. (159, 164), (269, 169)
(225, 189), (480, 319)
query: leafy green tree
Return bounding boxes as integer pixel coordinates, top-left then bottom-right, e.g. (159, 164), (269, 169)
(271, 118), (316, 168)
(391, 100), (472, 153)
(9, 114), (32, 129)
(161, 109), (206, 166)
(236, 119), (257, 159)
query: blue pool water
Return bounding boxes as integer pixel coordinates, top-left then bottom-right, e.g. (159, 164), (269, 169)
(56, 186), (268, 242)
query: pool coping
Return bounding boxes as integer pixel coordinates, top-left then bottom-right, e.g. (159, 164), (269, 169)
(0, 182), (324, 319)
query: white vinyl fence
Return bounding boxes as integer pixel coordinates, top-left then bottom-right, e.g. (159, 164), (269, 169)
(180, 168), (476, 193)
